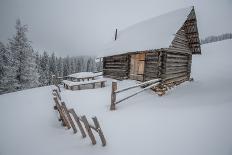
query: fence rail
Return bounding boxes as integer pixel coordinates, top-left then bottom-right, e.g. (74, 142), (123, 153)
(110, 78), (161, 110)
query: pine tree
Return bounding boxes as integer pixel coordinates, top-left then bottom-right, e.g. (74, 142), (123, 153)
(39, 51), (50, 85)
(0, 42), (19, 93)
(57, 57), (63, 77)
(8, 19), (39, 89)
(48, 52), (57, 83)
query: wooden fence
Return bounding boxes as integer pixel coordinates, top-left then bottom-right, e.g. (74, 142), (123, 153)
(52, 89), (106, 146)
(110, 78), (161, 110)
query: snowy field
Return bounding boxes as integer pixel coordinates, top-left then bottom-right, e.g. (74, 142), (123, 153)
(0, 40), (232, 155)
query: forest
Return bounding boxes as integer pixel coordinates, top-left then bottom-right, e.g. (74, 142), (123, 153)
(0, 20), (100, 94)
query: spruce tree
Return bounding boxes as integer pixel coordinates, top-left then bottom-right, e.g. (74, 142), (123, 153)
(8, 19), (39, 89)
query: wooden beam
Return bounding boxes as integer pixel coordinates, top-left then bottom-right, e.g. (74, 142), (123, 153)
(69, 109), (86, 138)
(81, 115), (96, 145)
(92, 117), (106, 146)
(110, 81), (117, 110)
(61, 102), (77, 134)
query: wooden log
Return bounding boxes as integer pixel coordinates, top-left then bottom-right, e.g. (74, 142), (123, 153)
(166, 58), (189, 63)
(167, 48), (191, 55)
(110, 81), (117, 110)
(81, 115), (96, 145)
(68, 109), (86, 138)
(61, 102), (77, 134)
(53, 89), (61, 100)
(53, 97), (70, 129)
(92, 117), (106, 146)
(165, 63), (188, 67)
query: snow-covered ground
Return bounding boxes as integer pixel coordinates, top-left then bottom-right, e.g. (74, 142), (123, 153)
(0, 40), (232, 155)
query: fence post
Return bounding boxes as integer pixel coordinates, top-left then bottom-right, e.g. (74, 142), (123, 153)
(81, 115), (96, 145)
(61, 102), (77, 134)
(53, 97), (70, 128)
(110, 81), (117, 110)
(92, 117), (106, 146)
(69, 109), (86, 138)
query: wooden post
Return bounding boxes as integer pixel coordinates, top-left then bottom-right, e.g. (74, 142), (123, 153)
(53, 97), (70, 128)
(110, 81), (117, 110)
(92, 117), (106, 146)
(61, 102), (77, 134)
(81, 115), (96, 145)
(69, 109), (86, 138)
(57, 84), (61, 92)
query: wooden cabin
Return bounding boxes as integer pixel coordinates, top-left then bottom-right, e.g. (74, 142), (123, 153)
(101, 7), (201, 93)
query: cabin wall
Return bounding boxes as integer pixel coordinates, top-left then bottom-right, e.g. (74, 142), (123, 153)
(143, 51), (161, 81)
(103, 54), (130, 80)
(161, 27), (192, 85)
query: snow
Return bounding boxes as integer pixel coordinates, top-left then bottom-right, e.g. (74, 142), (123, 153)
(62, 78), (106, 87)
(99, 6), (193, 57)
(68, 72), (102, 79)
(1, 40), (232, 155)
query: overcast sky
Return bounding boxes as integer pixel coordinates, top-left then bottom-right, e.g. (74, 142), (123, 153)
(0, 0), (231, 57)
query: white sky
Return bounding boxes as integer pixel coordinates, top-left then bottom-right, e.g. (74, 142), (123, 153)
(0, 0), (231, 56)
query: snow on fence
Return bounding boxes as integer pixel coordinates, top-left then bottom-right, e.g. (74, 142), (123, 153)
(110, 79), (161, 110)
(52, 89), (106, 146)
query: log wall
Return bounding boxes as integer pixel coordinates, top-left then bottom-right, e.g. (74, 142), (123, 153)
(161, 25), (192, 85)
(143, 51), (161, 81)
(103, 54), (130, 80)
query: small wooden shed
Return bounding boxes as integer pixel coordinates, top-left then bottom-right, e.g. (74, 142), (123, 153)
(101, 7), (201, 91)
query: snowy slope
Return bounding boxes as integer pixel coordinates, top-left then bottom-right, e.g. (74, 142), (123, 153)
(100, 6), (192, 57)
(0, 40), (232, 155)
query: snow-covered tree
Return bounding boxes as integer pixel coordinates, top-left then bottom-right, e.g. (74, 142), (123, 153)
(48, 52), (57, 82)
(39, 51), (50, 85)
(0, 42), (19, 93)
(56, 57), (63, 77)
(8, 19), (39, 89)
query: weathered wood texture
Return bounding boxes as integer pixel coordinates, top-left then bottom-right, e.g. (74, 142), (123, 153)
(81, 115), (97, 145)
(61, 102), (77, 134)
(92, 117), (107, 146)
(103, 54), (130, 80)
(184, 8), (201, 54)
(129, 53), (145, 81)
(144, 51), (161, 81)
(69, 108), (87, 138)
(110, 81), (117, 110)
(53, 97), (70, 128)
(161, 21), (193, 85)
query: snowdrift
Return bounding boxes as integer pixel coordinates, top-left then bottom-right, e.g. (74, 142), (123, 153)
(0, 40), (232, 155)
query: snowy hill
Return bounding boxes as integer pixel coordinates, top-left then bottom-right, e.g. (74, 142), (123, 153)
(0, 40), (232, 155)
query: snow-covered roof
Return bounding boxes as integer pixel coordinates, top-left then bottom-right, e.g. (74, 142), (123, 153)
(100, 6), (193, 57)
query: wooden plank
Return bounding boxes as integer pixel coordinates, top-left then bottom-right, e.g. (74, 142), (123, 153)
(103, 68), (128, 72)
(166, 59), (189, 63)
(165, 63), (188, 67)
(81, 115), (96, 145)
(69, 108), (86, 138)
(92, 117), (106, 146)
(61, 102), (77, 134)
(110, 81), (117, 110)
(163, 72), (188, 80)
(53, 97), (70, 129)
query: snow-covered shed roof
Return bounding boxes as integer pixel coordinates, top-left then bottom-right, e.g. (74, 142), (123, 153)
(100, 6), (194, 57)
